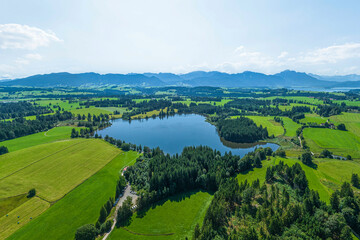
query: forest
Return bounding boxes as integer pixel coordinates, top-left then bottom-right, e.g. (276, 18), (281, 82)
(195, 162), (359, 240)
(125, 146), (273, 211)
(217, 117), (269, 143)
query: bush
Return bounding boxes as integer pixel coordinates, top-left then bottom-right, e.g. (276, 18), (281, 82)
(27, 188), (36, 198)
(0, 146), (8, 155)
(275, 149), (286, 158)
(337, 123), (347, 131)
(121, 143), (130, 151)
(75, 224), (97, 240)
(319, 149), (332, 158)
(100, 220), (113, 234)
(301, 152), (313, 166)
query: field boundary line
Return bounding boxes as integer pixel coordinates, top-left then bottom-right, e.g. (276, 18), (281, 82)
(121, 227), (174, 236)
(0, 140), (87, 182)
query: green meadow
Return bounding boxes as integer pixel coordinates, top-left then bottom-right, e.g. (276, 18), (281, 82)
(246, 116), (284, 136)
(70, 106), (112, 116)
(331, 112), (360, 136)
(278, 103), (314, 111)
(0, 197), (50, 239)
(108, 191), (213, 240)
(281, 117), (301, 137)
(7, 151), (139, 240)
(303, 128), (360, 159)
(299, 113), (328, 124)
(0, 139), (120, 202)
(0, 194), (28, 217)
(35, 99), (80, 111)
(1, 126), (76, 152)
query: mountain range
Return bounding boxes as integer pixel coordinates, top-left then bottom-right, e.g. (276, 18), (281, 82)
(1, 70), (360, 89)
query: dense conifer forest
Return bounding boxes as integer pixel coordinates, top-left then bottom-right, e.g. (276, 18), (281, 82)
(217, 117), (269, 143)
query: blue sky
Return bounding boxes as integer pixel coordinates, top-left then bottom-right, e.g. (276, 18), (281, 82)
(1, 0), (360, 78)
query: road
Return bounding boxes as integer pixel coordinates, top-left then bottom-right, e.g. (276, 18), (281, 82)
(102, 184), (138, 240)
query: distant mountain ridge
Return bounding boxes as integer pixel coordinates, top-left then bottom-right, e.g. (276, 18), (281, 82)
(1, 70), (360, 89)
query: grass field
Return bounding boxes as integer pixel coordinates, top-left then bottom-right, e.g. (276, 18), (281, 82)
(278, 103), (314, 111)
(281, 117), (301, 137)
(0, 194), (28, 217)
(333, 100), (360, 107)
(0, 197), (50, 239)
(0, 139), (120, 202)
(35, 99), (80, 111)
(330, 112), (360, 137)
(108, 191), (213, 240)
(70, 106), (112, 116)
(303, 128), (360, 159)
(0, 127), (76, 152)
(8, 151), (139, 240)
(242, 116), (284, 136)
(299, 113), (328, 124)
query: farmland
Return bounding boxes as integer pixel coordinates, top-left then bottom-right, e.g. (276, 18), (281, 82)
(0, 87), (359, 239)
(0, 139), (120, 201)
(1, 126), (76, 152)
(299, 113), (328, 124)
(0, 197), (50, 239)
(7, 151), (139, 240)
(303, 128), (360, 158)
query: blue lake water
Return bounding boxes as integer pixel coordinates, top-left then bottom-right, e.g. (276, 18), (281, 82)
(97, 114), (279, 157)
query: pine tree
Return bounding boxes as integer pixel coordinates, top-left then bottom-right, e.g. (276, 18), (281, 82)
(265, 167), (273, 183)
(351, 173), (360, 188)
(98, 206), (107, 224)
(330, 191), (340, 212)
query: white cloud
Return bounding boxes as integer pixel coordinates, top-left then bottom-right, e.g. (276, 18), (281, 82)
(210, 43), (360, 74)
(0, 24), (61, 50)
(218, 46), (286, 73)
(300, 43), (360, 64)
(25, 53), (43, 60)
(278, 51), (288, 59)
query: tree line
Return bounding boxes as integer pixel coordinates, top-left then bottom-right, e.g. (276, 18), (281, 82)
(0, 101), (52, 120)
(0, 111), (73, 142)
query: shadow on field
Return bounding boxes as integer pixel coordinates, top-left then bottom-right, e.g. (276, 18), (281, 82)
(135, 190), (213, 219)
(308, 162), (318, 170)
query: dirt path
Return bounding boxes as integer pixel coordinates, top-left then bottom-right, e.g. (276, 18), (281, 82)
(102, 184), (138, 240)
(298, 136), (302, 148)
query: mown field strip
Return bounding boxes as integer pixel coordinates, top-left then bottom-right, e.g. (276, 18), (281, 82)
(7, 151), (139, 240)
(0, 197), (50, 240)
(0, 140), (86, 181)
(0, 139), (120, 202)
(0, 139), (82, 179)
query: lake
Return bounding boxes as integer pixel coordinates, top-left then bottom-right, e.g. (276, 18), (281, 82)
(97, 114), (279, 157)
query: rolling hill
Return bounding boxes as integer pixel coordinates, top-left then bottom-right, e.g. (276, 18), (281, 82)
(2, 70), (360, 89)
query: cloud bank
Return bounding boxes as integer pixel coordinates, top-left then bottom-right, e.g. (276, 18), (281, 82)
(0, 24), (61, 50)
